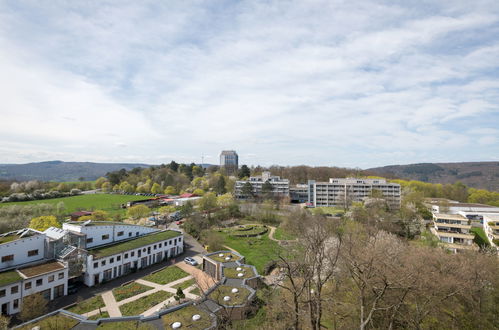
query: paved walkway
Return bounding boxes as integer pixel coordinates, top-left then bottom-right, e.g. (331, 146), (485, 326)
(176, 262), (216, 292)
(82, 272), (203, 318)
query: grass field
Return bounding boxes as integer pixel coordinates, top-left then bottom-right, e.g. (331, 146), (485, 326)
(97, 321), (156, 329)
(309, 206), (345, 216)
(172, 278), (196, 290)
(88, 311), (110, 320)
(0, 194), (150, 215)
(112, 282), (153, 302)
(67, 295), (105, 314)
(209, 229), (283, 274)
(273, 227), (296, 240)
(162, 305), (212, 329)
(18, 314), (79, 330)
(119, 291), (172, 316)
(143, 266), (189, 285)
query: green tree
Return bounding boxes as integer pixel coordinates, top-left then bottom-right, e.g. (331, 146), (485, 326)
(119, 181), (135, 193)
(174, 287), (185, 304)
(0, 314), (10, 330)
(127, 204), (150, 219)
(168, 160), (179, 172)
(101, 181), (111, 192)
(238, 165), (251, 179)
(151, 183), (162, 194)
(164, 186), (177, 195)
(94, 177), (108, 189)
(29, 215), (60, 231)
(192, 165), (204, 177)
(193, 188), (205, 196)
(199, 192), (217, 212)
(180, 201), (194, 218)
(261, 180), (273, 198)
(19, 293), (47, 321)
(217, 193), (234, 208)
(242, 182), (254, 199)
(215, 176), (227, 195)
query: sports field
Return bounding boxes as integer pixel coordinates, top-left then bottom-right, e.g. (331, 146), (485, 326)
(0, 194), (150, 214)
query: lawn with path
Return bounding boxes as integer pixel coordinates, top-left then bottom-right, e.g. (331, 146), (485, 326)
(112, 282), (154, 302)
(67, 295), (105, 314)
(119, 290), (173, 316)
(172, 278), (196, 291)
(273, 227), (296, 240)
(143, 266), (189, 285)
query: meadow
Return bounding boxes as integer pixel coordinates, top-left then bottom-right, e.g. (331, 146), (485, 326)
(0, 194), (150, 215)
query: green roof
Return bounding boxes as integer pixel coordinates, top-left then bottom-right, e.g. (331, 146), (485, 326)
(0, 270), (23, 287)
(0, 235), (21, 245)
(90, 231), (182, 258)
(66, 221), (142, 227)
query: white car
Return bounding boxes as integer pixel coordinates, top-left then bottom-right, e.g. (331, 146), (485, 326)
(184, 257), (198, 266)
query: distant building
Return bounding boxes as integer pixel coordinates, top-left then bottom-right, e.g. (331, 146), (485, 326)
(289, 184), (309, 203)
(430, 213), (476, 253)
(234, 171), (289, 199)
(307, 178), (401, 209)
(220, 150), (238, 175)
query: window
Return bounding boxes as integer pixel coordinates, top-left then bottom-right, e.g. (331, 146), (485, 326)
(36, 279), (43, 286)
(110, 258), (114, 263)
(102, 234), (109, 240)
(159, 243), (162, 248)
(136, 232), (139, 236)
(117, 231), (124, 237)
(11, 286), (18, 294)
(124, 253), (128, 259)
(117, 256), (121, 261)
(58, 272), (64, 279)
(153, 244), (157, 249)
(129, 232), (132, 237)
(1, 255), (14, 262)
(101, 260), (106, 266)
(87, 238), (93, 244)
(13, 299), (19, 309)
(93, 262), (98, 268)
(28, 249), (39, 257)
(131, 251), (135, 257)
(48, 275), (54, 282)
(0, 289), (5, 298)
(25, 282), (31, 290)
(54, 284), (64, 298)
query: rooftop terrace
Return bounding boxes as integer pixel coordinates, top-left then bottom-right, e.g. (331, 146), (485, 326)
(19, 261), (65, 278)
(0, 270), (23, 287)
(90, 230), (182, 258)
(208, 285), (251, 306)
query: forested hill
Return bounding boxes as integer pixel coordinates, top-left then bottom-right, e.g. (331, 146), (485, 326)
(368, 162), (499, 192)
(0, 161), (150, 182)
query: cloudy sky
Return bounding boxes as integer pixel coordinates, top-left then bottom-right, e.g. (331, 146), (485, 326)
(1, 0), (498, 168)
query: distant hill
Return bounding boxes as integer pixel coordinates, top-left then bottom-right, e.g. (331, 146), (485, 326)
(0, 161), (150, 182)
(368, 162), (499, 191)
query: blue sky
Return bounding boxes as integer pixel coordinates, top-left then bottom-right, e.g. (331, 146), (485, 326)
(0, 0), (498, 168)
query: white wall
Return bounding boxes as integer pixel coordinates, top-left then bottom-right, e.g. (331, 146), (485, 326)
(0, 234), (46, 270)
(63, 223), (157, 248)
(84, 235), (183, 287)
(0, 280), (22, 315)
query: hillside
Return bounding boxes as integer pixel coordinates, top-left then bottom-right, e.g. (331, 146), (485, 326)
(0, 161), (150, 182)
(368, 162), (499, 191)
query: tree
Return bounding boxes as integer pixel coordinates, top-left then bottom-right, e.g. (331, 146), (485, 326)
(19, 293), (47, 321)
(215, 176), (227, 195)
(217, 193), (234, 208)
(238, 164), (251, 179)
(0, 314), (10, 330)
(193, 188), (205, 196)
(199, 192), (217, 213)
(261, 180), (273, 198)
(180, 201), (194, 218)
(126, 204), (150, 220)
(168, 160), (179, 172)
(94, 177), (108, 189)
(241, 182), (254, 199)
(119, 181), (135, 193)
(151, 183), (162, 194)
(174, 287), (185, 304)
(192, 165), (204, 177)
(29, 215), (60, 231)
(101, 181), (112, 192)
(164, 186), (176, 195)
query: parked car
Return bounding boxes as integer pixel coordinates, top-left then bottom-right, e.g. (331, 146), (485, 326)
(184, 257), (198, 266)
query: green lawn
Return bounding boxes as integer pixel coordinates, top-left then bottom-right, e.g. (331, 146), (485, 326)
(162, 305), (212, 330)
(309, 206), (345, 216)
(88, 311), (110, 320)
(190, 287), (201, 296)
(119, 291), (172, 316)
(112, 282), (153, 302)
(208, 251), (241, 263)
(273, 227), (296, 240)
(0, 194), (150, 215)
(471, 227), (490, 247)
(172, 278), (196, 291)
(18, 314), (79, 330)
(209, 230), (283, 274)
(97, 321), (156, 329)
(67, 295), (105, 314)
(143, 266), (189, 285)
(224, 266), (256, 279)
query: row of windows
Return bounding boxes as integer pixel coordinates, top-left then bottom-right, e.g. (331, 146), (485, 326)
(1, 249), (39, 263)
(92, 238), (180, 268)
(23, 272), (65, 290)
(86, 231), (141, 244)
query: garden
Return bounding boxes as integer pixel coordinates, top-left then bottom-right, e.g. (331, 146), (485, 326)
(143, 266), (189, 285)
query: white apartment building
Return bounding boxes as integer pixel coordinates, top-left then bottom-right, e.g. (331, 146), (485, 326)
(483, 214), (499, 249)
(234, 171), (289, 199)
(307, 178), (401, 209)
(431, 213), (476, 253)
(0, 221), (184, 315)
(84, 230), (183, 286)
(427, 201), (499, 215)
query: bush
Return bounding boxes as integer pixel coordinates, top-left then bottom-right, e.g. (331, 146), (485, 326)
(263, 260), (277, 275)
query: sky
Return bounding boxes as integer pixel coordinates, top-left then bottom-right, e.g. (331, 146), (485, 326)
(0, 0), (498, 169)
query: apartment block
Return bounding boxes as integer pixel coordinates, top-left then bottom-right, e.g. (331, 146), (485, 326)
(431, 213), (476, 253)
(483, 214), (499, 249)
(0, 221), (184, 315)
(289, 184), (309, 203)
(220, 150), (239, 175)
(234, 171), (289, 199)
(307, 178), (401, 209)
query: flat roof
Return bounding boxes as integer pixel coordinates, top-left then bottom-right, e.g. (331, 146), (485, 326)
(90, 230), (182, 259)
(18, 261), (66, 278)
(434, 214), (468, 221)
(65, 221), (143, 227)
(0, 270), (23, 287)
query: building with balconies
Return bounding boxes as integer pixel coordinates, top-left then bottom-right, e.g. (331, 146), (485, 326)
(431, 213), (476, 253)
(234, 171), (289, 199)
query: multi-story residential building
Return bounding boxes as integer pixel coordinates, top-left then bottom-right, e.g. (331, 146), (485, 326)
(289, 184), (309, 203)
(426, 199), (499, 214)
(307, 178), (401, 209)
(483, 214), (499, 248)
(220, 150), (238, 175)
(234, 171), (289, 199)
(431, 213), (476, 253)
(0, 221), (184, 315)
